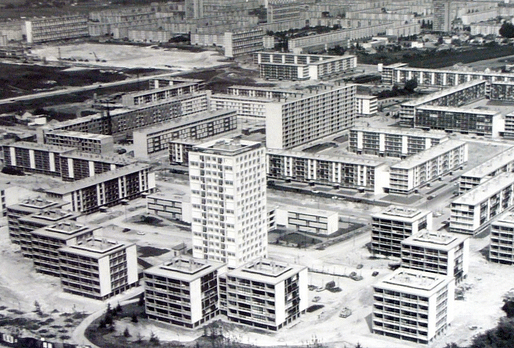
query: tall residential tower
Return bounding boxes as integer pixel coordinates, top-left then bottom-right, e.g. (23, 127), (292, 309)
(189, 139), (267, 268)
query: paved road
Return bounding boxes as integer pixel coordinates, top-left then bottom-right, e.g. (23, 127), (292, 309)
(0, 72), (181, 106)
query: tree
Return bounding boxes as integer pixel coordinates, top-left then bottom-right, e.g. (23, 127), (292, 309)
(149, 331), (160, 346)
(116, 303), (122, 313)
(500, 22), (514, 38)
(138, 292), (145, 306)
(131, 313), (139, 323)
(123, 327), (131, 338)
(502, 300), (514, 318)
(404, 79), (418, 93)
(34, 301), (42, 316)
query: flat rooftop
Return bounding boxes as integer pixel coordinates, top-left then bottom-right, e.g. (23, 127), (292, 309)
(228, 258), (306, 285)
(373, 205), (430, 221)
(10, 197), (64, 211)
(60, 238), (133, 259)
(210, 93), (276, 102)
(7, 141), (75, 153)
(350, 126), (449, 139)
(147, 192), (190, 203)
(391, 140), (466, 170)
(32, 222), (96, 240)
(392, 63), (514, 79)
(378, 269), (450, 294)
(492, 211), (514, 226)
(45, 163), (150, 195)
(124, 82), (199, 97)
(267, 148), (386, 167)
(145, 257), (224, 282)
(402, 230), (467, 251)
(402, 80), (486, 107)
(452, 172), (514, 206)
(193, 138), (262, 156)
(47, 130), (113, 141)
(461, 146), (514, 179)
(416, 105), (501, 116)
(279, 205), (338, 218)
(61, 151), (137, 165)
(19, 209), (77, 224)
(133, 109), (236, 136)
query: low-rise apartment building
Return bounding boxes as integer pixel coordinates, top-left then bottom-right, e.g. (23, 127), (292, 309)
(146, 193), (191, 223)
(502, 111), (514, 139)
(31, 221), (97, 277)
(59, 238), (138, 300)
(349, 127), (448, 158)
(490, 212), (514, 264)
(59, 151), (136, 182)
(450, 172), (514, 235)
(7, 197), (65, 245)
(275, 206), (338, 236)
(225, 259), (308, 331)
(372, 269), (455, 344)
(224, 28), (264, 58)
(459, 146), (514, 194)
(371, 206), (433, 257)
(3, 142), (74, 177)
(401, 231), (469, 283)
(132, 110), (238, 159)
(388, 140), (468, 194)
(42, 130), (114, 155)
(355, 95), (378, 117)
(255, 52), (357, 81)
(24, 15), (88, 43)
(121, 81), (201, 107)
(209, 94), (272, 119)
(226, 85), (305, 99)
(266, 85), (356, 149)
(267, 149), (390, 194)
(18, 209), (80, 259)
(45, 164), (156, 214)
(144, 257), (225, 328)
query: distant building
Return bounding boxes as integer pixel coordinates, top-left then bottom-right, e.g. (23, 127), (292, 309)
(225, 258), (308, 331)
(59, 151), (137, 182)
(59, 238), (138, 300)
(274, 205), (339, 236)
(45, 164), (156, 214)
(401, 230), (469, 283)
(24, 15), (88, 43)
(132, 110), (238, 159)
(371, 206), (433, 257)
(121, 82), (202, 107)
(144, 257), (225, 328)
(490, 212), (514, 264)
(255, 52), (357, 81)
(355, 95), (378, 117)
(31, 221), (98, 277)
(224, 28), (264, 58)
(266, 85), (356, 149)
(349, 127), (449, 158)
(372, 269), (455, 344)
(388, 140), (468, 194)
(459, 146), (514, 194)
(450, 172), (514, 235)
(146, 193), (192, 223)
(433, 0), (452, 32)
(42, 130), (114, 155)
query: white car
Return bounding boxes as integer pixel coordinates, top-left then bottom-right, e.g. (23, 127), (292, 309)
(137, 231), (146, 235)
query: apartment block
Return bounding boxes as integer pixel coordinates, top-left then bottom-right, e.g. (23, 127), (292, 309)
(225, 259), (308, 331)
(18, 209), (80, 258)
(401, 231), (469, 283)
(388, 140), (468, 194)
(121, 82), (201, 107)
(371, 206), (433, 257)
(41, 130), (114, 155)
(144, 257), (225, 328)
(490, 212), (514, 264)
(450, 172), (514, 236)
(275, 206), (338, 236)
(189, 139), (267, 268)
(7, 197), (65, 245)
(224, 28), (264, 58)
(59, 151), (137, 182)
(355, 95), (378, 117)
(381, 63), (514, 87)
(502, 111), (514, 139)
(226, 85), (305, 99)
(147, 193), (192, 223)
(349, 127), (448, 158)
(45, 164), (156, 214)
(59, 238), (138, 300)
(255, 52), (357, 81)
(400, 80), (488, 127)
(266, 85), (356, 149)
(267, 0), (310, 23)
(24, 15), (88, 43)
(31, 221), (97, 277)
(267, 149), (389, 194)
(414, 106), (502, 137)
(132, 110), (238, 159)
(459, 146), (514, 194)
(433, 0), (451, 32)
(372, 269), (455, 344)
(209, 94), (272, 119)
(169, 139), (196, 165)
(3, 142), (74, 177)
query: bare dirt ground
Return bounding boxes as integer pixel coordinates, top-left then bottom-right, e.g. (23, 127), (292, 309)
(31, 43), (229, 71)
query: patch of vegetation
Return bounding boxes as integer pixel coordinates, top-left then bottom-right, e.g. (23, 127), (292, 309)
(307, 304), (325, 313)
(137, 246), (170, 258)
